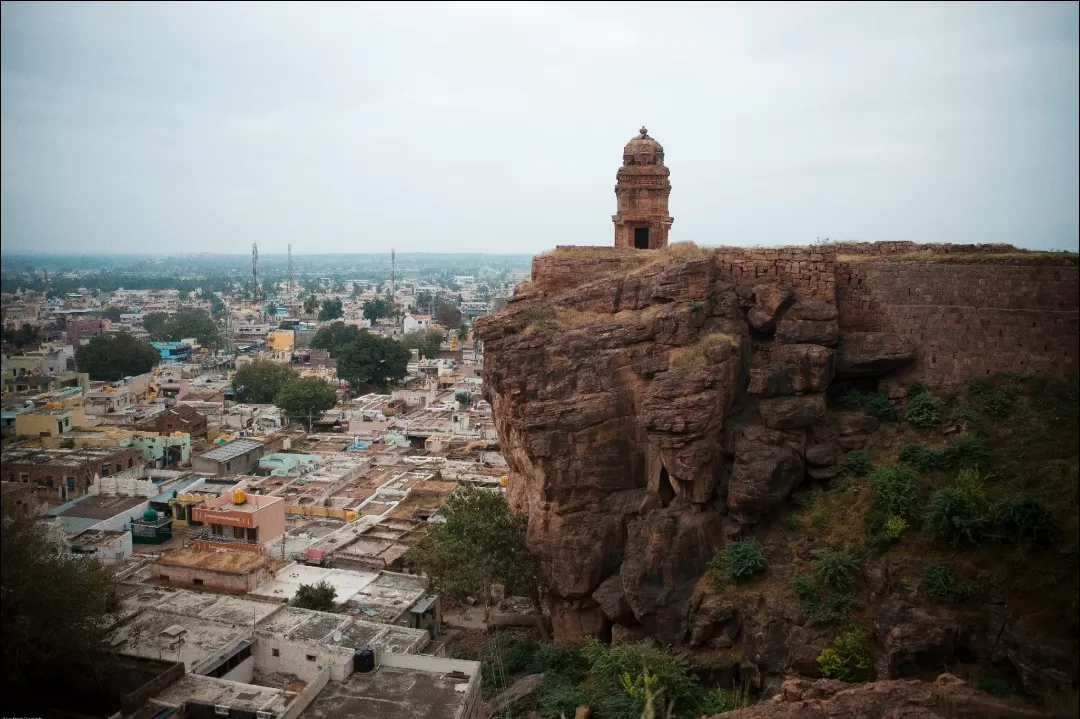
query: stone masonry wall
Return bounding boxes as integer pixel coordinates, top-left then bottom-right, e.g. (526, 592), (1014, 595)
(531, 245), (1078, 388)
(836, 261), (1079, 386)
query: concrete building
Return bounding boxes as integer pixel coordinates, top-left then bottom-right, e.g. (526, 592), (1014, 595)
(144, 403), (208, 437)
(13, 405), (86, 437)
(403, 314), (433, 335)
(151, 548), (277, 593)
(1, 445), (143, 501)
(192, 438), (268, 476)
(65, 316), (105, 345)
(69, 527), (132, 564)
(191, 489), (286, 553)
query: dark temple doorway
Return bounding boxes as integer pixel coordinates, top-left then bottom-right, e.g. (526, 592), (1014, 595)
(634, 227), (650, 249)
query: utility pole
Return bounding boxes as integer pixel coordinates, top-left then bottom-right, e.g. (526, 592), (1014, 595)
(288, 243), (294, 304)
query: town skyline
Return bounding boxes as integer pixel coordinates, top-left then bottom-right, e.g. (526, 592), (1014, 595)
(2, 2), (1077, 255)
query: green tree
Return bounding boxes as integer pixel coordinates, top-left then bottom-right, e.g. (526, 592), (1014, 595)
(209, 295), (225, 316)
(456, 324), (469, 346)
(415, 290), (434, 309)
(142, 312), (170, 339)
(101, 306), (124, 322)
(303, 293), (319, 316)
(433, 298), (461, 329)
(292, 580), (337, 611)
(75, 333), (159, 381)
(2, 515), (120, 705)
(319, 298), (344, 321)
(231, 358), (298, 403)
(402, 327), (443, 360)
(336, 331), (411, 392)
(310, 321), (361, 356)
(275, 377), (338, 428)
(362, 297), (392, 322)
(1, 323), (43, 349)
(405, 485), (540, 613)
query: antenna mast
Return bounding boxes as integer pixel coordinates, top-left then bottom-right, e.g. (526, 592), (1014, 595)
(287, 243), (294, 302)
(252, 242), (261, 316)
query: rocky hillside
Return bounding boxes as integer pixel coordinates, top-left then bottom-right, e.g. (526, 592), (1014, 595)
(474, 243), (1079, 709)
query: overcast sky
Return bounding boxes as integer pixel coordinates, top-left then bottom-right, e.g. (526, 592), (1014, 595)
(2, 1), (1077, 255)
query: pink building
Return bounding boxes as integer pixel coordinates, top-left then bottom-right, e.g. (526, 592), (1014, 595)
(66, 317), (105, 345)
(191, 489), (285, 555)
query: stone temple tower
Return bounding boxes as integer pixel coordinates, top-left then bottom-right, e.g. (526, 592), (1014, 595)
(613, 126), (673, 249)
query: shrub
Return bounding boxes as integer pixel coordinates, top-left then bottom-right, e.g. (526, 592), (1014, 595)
(981, 391), (1014, 418)
(840, 450), (871, 477)
(868, 466), (920, 519)
(924, 486), (985, 547)
(790, 573), (856, 625)
(811, 548), (861, 591)
(866, 392), (897, 421)
(790, 572), (818, 604)
(884, 516), (907, 540)
(921, 563), (972, 601)
(906, 391), (944, 427)
(968, 378), (992, 396)
(292, 580), (337, 611)
(939, 436), (992, 469)
(951, 403), (975, 421)
(998, 370), (1033, 382)
(818, 630), (872, 682)
(841, 388), (863, 410)
(991, 497), (1059, 546)
(898, 443), (941, 472)
(908, 380), (930, 397)
(718, 539), (767, 583)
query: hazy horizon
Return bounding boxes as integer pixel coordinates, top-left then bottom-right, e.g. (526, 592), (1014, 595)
(2, 2), (1078, 255)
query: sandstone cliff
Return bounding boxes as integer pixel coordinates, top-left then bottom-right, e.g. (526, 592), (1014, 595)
(475, 243), (1079, 700)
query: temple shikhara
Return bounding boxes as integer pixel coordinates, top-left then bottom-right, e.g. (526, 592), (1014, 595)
(613, 126), (674, 249)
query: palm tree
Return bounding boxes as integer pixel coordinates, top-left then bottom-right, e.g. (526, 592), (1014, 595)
(457, 324), (469, 346)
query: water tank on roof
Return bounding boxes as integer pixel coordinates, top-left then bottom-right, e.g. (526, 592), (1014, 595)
(354, 647), (375, 673)
(499, 476), (509, 487)
(232, 488), (247, 505)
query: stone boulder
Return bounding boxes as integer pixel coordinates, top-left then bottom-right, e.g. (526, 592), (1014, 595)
(758, 394), (827, 429)
(837, 332), (917, 377)
(747, 283), (794, 333)
(688, 595), (742, 648)
(708, 674), (1053, 719)
(620, 506), (724, 645)
(874, 599), (959, 679)
(727, 444), (804, 526)
(775, 300), (840, 347)
(804, 442), (840, 467)
(591, 573), (635, 625)
(747, 345), (835, 397)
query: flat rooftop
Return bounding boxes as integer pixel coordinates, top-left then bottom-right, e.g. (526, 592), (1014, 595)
(151, 673), (294, 714)
(49, 494), (146, 520)
(198, 438), (264, 462)
(156, 548), (272, 573)
(299, 664), (475, 719)
(250, 562), (378, 605)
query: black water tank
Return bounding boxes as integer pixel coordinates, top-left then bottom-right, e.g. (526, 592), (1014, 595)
(354, 647), (375, 673)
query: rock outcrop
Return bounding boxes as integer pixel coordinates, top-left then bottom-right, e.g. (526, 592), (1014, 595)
(476, 247), (914, 646)
(476, 244), (1079, 698)
(709, 674), (1057, 719)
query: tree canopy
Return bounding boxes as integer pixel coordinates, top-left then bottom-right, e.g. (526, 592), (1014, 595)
(362, 297), (392, 322)
(75, 333), (159, 381)
(405, 485), (540, 608)
(142, 308), (220, 347)
(231, 358), (298, 403)
(402, 327), (444, 360)
(310, 321), (361, 356)
(336, 330), (411, 393)
(433, 298), (461, 329)
(101, 306), (124, 322)
(318, 298), (344, 321)
(2, 514), (120, 705)
(303, 293), (319, 316)
(1, 323), (43, 350)
(275, 376), (338, 427)
(292, 580), (337, 611)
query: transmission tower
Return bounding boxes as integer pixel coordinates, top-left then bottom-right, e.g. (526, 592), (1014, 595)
(252, 242), (261, 316)
(390, 248), (396, 297)
(287, 243), (294, 300)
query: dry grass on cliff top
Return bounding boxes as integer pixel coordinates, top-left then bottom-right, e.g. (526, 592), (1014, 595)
(838, 249), (1079, 265)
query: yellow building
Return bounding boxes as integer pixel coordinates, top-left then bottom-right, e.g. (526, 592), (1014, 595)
(14, 405), (86, 437)
(266, 330), (295, 351)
